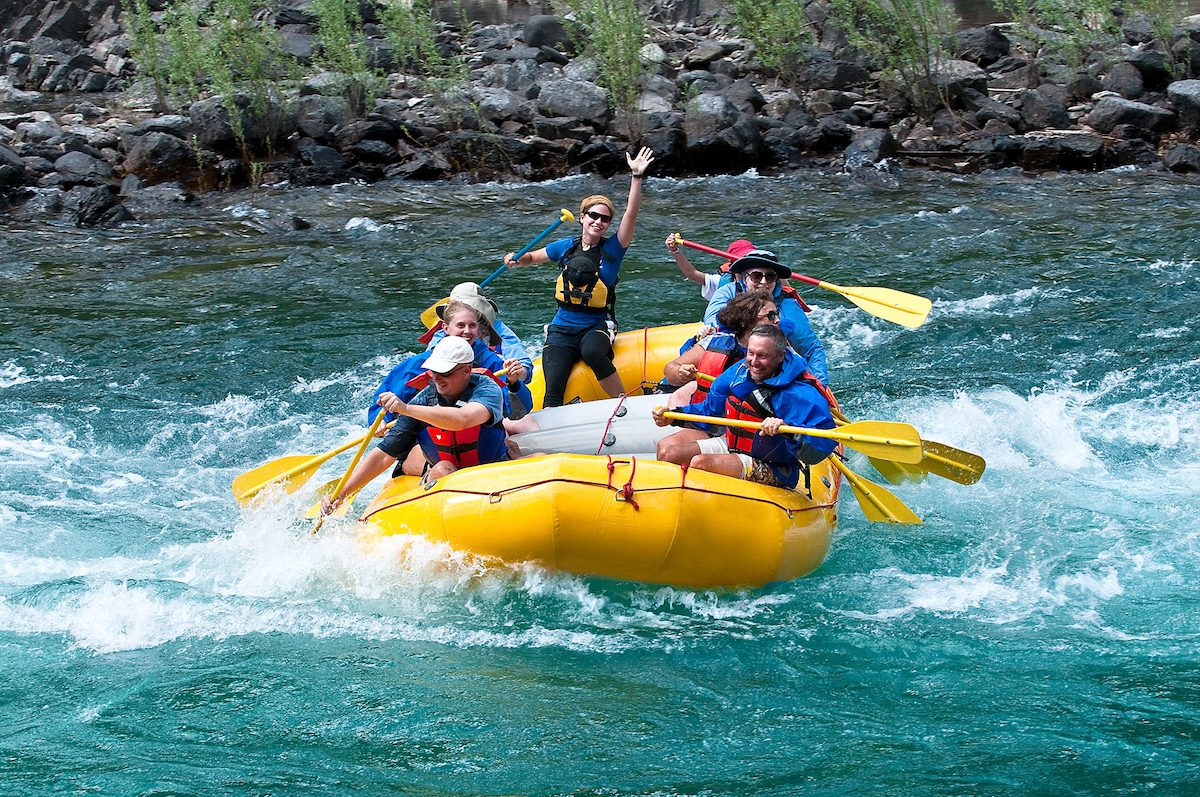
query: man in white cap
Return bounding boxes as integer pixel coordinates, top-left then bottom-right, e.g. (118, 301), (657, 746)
(321, 336), (510, 515)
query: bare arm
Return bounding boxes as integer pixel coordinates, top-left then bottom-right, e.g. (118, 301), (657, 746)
(504, 246), (550, 267)
(323, 447), (396, 513)
(663, 344), (706, 387)
(667, 233), (704, 286)
(380, 392), (493, 432)
(616, 146), (655, 248)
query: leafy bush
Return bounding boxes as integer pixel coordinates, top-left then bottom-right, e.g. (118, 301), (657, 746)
(830, 0), (961, 114)
(731, 0), (816, 87)
(556, 0), (652, 133)
(310, 0), (385, 116)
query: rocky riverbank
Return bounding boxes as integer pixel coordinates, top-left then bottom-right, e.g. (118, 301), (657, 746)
(2, 0), (1200, 226)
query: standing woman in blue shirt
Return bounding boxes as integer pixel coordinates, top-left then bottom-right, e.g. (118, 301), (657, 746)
(503, 146), (655, 407)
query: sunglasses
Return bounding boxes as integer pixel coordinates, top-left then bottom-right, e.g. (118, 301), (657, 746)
(761, 310), (779, 321)
(585, 210), (612, 224)
(744, 270), (778, 283)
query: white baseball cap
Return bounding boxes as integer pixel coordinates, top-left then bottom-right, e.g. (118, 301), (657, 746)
(423, 335), (474, 374)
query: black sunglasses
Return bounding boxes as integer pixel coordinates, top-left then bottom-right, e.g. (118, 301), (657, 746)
(762, 310), (779, 321)
(585, 210), (612, 224)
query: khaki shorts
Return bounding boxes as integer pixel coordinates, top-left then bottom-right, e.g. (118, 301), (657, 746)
(693, 436), (785, 487)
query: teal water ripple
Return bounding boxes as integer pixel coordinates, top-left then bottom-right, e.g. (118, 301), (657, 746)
(2, 169), (1199, 794)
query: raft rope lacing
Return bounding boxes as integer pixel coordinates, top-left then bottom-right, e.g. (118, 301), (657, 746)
(595, 392), (628, 455)
(606, 454), (640, 509)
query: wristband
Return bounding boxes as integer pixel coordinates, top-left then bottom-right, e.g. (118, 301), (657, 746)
(631, 174), (644, 180)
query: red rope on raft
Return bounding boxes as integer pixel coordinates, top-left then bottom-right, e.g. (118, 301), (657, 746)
(606, 455), (640, 510)
(595, 393), (628, 455)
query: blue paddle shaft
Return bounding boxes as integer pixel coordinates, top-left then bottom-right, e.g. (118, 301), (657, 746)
(481, 214), (569, 288)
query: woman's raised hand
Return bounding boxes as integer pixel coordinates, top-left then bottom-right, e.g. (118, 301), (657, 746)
(628, 146), (655, 177)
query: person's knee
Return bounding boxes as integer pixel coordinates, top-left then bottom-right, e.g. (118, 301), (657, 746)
(426, 461), (458, 481)
(401, 449), (427, 476)
(580, 331), (615, 377)
(657, 437), (691, 466)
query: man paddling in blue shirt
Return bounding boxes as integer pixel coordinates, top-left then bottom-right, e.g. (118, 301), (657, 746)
(652, 324), (836, 490)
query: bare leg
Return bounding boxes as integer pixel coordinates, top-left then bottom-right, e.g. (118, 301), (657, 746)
(400, 447), (427, 476)
(689, 453), (746, 479)
(597, 371), (624, 398)
(425, 460), (459, 482)
(656, 428), (711, 465)
(503, 415), (541, 435)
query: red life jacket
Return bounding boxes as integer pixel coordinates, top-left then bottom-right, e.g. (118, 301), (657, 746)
(724, 385), (776, 454)
(779, 282), (811, 312)
(415, 372), (509, 468)
(425, 423), (483, 467)
(723, 370), (831, 453)
(693, 336), (741, 402)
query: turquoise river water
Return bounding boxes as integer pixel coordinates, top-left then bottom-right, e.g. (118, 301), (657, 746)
(1, 166), (1198, 795)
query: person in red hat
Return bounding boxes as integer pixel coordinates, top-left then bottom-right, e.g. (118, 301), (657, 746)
(665, 236), (756, 301)
(702, 249), (829, 386)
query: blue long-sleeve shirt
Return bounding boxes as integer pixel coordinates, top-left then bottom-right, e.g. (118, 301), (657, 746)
(677, 349), (836, 489)
(704, 283), (829, 385)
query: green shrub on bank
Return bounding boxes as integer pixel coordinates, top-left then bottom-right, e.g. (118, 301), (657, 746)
(731, 0), (816, 87)
(310, 0), (385, 116)
(994, 0), (1191, 79)
(125, 0), (295, 156)
(831, 0), (961, 114)
(557, 0), (652, 133)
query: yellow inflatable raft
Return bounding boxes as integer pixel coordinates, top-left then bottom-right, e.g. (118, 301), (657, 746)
(357, 451), (841, 589)
(525, 323), (698, 409)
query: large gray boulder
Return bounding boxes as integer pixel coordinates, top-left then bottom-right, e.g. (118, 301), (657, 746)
(682, 93), (762, 173)
(1167, 80), (1200, 131)
(123, 131), (199, 186)
(53, 149), (113, 183)
(189, 93), (295, 152)
(955, 26), (1011, 67)
(294, 93), (350, 140)
(1101, 62), (1145, 100)
(1085, 96), (1175, 134)
(73, 184), (132, 227)
(931, 59), (990, 105)
(844, 128), (897, 168)
(536, 79), (610, 127)
(1020, 88), (1071, 130)
(523, 15), (571, 51)
(469, 85), (536, 124)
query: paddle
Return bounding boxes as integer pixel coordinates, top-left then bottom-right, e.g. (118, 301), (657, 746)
(303, 478), (363, 519)
(661, 410), (924, 464)
(312, 408), (387, 533)
(419, 208), (576, 329)
(232, 420), (397, 505)
(830, 406), (985, 486)
(828, 455), (923, 524)
(673, 236), (932, 329)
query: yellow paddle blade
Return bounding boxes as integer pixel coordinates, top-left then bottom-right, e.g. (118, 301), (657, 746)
(867, 455), (928, 485)
(232, 455), (325, 504)
(791, 419), (923, 464)
(830, 457), (923, 524)
(419, 297), (449, 330)
(819, 281), (932, 329)
(920, 440), (987, 485)
(662, 411), (923, 464)
(830, 406), (922, 483)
